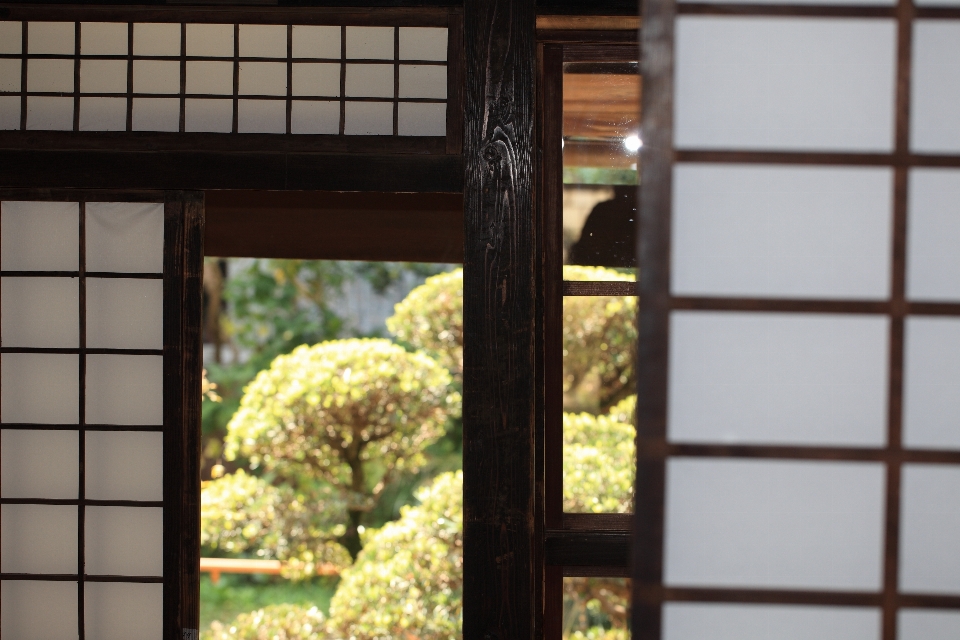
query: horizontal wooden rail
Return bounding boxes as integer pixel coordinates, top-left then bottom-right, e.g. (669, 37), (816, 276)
(199, 557), (339, 584)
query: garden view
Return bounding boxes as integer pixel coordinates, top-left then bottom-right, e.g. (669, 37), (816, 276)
(198, 259), (635, 639)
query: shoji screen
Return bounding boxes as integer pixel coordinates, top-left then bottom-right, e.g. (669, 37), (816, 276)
(634, 2), (960, 640)
(0, 192), (202, 640)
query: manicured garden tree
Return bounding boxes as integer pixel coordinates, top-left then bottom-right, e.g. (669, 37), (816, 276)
(203, 604), (329, 640)
(328, 471), (463, 640)
(224, 338), (459, 557)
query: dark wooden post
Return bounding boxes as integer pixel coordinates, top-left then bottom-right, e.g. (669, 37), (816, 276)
(462, 0), (539, 638)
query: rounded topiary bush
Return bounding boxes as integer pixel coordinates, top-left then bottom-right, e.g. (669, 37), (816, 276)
(204, 604), (331, 640)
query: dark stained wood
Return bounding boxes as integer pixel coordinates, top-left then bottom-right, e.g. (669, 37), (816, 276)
(562, 512), (633, 530)
(536, 0), (639, 15)
(649, 442), (960, 465)
(445, 11), (464, 155)
(537, 29), (638, 43)
(676, 3), (896, 17)
(78, 200), (87, 640)
(461, 2), (538, 640)
(632, 0), (673, 636)
(563, 280), (637, 296)
(0, 150), (463, 192)
(677, 149), (960, 167)
(204, 190), (463, 263)
(545, 530), (631, 567)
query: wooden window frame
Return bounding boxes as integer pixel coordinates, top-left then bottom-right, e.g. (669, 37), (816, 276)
(0, 188), (204, 639)
(633, 2), (960, 639)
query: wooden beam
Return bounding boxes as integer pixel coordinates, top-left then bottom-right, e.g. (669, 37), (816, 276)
(205, 190), (463, 263)
(462, 0), (539, 640)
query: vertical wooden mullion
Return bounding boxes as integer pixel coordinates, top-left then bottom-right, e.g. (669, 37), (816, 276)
(73, 21), (81, 132)
(19, 20), (27, 130)
(126, 22), (133, 132)
(445, 11), (464, 154)
(286, 24), (293, 135)
(77, 201), (87, 640)
(632, 0), (675, 637)
(462, 1), (538, 640)
(393, 26), (400, 136)
(339, 25), (346, 135)
(232, 23), (239, 134)
(179, 23), (186, 133)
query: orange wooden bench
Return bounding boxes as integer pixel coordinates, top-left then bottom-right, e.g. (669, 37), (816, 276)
(199, 557), (339, 584)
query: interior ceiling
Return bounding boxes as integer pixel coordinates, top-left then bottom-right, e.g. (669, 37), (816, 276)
(563, 71), (641, 169)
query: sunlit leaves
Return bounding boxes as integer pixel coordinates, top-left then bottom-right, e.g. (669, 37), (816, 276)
(204, 604), (329, 640)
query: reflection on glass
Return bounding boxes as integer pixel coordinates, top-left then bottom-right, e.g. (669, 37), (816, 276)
(563, 577), (631, 640)
(563, 61), (640, 268)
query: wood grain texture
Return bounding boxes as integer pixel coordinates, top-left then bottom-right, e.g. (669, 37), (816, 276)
(462, 0), (538, 638)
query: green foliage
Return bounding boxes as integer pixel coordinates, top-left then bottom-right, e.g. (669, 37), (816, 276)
(328, 471), (463, 640)
(563, 577), (630, 640)
(563, 396), (636, 514)
(386, 268), (464, 379)
(225, 339), (459, 513)
(201, 470), (352, 579)
(562, 266), (637, 414)
(204, 603), (329, 640)
(200, 574), (339, 635)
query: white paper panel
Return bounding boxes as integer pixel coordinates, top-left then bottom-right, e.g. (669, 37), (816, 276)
(672, 164), (893, 299)
(398, 102), (445, 137)
(26, 96), (74, 130)
(81, 22), (127, 56)
(132, 98), (179, 132)
(0, 354), (79, 424)
(345, 64), (394, 98)
(0, 96), (19, 129)
(1, 430), (78, 499)
(85, 506), (163, 576)
(186, 23), (233, 57)
(85, 582), (163, 640)
(675, 17), (896, 151)
(907, 168), (960, 301)
(237, 99), (286, 134)
(239, 61), (287, 96)
(86, 278), (163, 349)
(79, 97), (126, 132)
(0, 21), (23, 54)
(898, 610), (960, 640)
(239, 24), (286, 58)
(1, 277), (79, 347)
(86, 355), (163, 425)
(399, 27), (447, 61)
(133, 60), (180, 95)
(344, 101), (392, 135)
(665, 458), (886, 590)
(0, 58), (21, 92)
(186, 61), (233, 95)
(1, 504), (78, 573)
(292, 63), (340, 96)
(915, 0), (960, 5)
(28, 22), (75, 55)
(133, 23), (180, 57)
(346, 26), (394, 60)
(291, 100), (339, 134)
(398, 64), (446, 99)
(911, 21), (960, 153)
(663, 603), (882, 640)
(903, 317), (960, 449)
(28, 58), (75, 93)
(86, 202), (164, 273)
(292, 25), (340, 59)
(86, 431), (163, 501)
(185, 98), (232, 132)
(667, 311), (889, 446)
(1, 581), (78, 640)
(1, 200), (79, 271)
(900, 464), (960, 594)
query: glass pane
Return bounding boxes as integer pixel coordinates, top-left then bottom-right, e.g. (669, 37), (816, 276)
(239, 24), (286, 59)
(907, 168), (960, 301)
(344, 101), (393, 135)
(665, 458), (886, 590)
(0, 58), (20, 92)
(185, 98), (233, 133)
(85, 582), (163, 640)
(903, 317), (960, 449)
(399, 65), (446, 99)
(291, 25), (340, 59)
(900, 464), (960, 594)
(28, 21), (75, 55)
(1, 200), (79, 271)
(563, 577), (630, 640)
(86, 278), (163, 350)
(1, 504), (78, 573)
(910, 21), (960, 153)
(237, 100), (286, 134)
(132, 98), (180, 132)
(675, 17), (896, 152)
(85, 506), (163, 576)
(133, 60), (180, 94)
(671, 164), (893, 299)
(292, 63), (340, 97)
(185, 23), (233, 58)
(0, 354), (79, 424)
(1, 277), (79, 347)
(133, 23), (180, 57)
(345, 64), (394, 98)
(28, 58), (74, 93)
(85, 354), (163, 425)
(186, 61), (233, 95)
(79, 97), (127, 132)
(1, 581), (78, 639)
(80, 59), (127, 93)
(0, 21), (23, 55)
(291, 100), (340, 134)
(0, 96), (19, 130)
(85, 202), (164, 274)
(663, 603), (882, 640)
(668, 311), (889, 446)
(398, 102), (445, 136)
(26, 96), (74, 130)
(85, 431), (163, 501)
(563, 60), (639, 268)
(345, 26), (394, 60)
(238, 61), (287, 96)
(899, 609), (960, 640)
(399, 27), (447, 61)
(1, 430), (78, 499)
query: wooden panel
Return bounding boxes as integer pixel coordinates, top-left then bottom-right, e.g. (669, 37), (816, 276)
(204, 190), (463, 263)
(462, 3), (538, 640)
